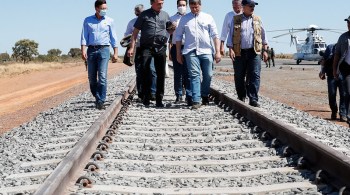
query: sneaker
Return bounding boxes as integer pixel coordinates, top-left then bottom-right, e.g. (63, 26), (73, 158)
(192, 102), (201, 109)
(340, 115), (347, 122)
(331, 112), (337, 120)
(202, 96), (209, 105)
(174, 96), (183, 104)
(96, 102), (105, 110)
(249, 101), (260, 108)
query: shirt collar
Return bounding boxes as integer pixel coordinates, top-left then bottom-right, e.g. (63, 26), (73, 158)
(190, 12), (200, 17)
(242, 13), (252, 19)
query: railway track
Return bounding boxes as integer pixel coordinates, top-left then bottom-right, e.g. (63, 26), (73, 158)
(1, 66), (350, 194)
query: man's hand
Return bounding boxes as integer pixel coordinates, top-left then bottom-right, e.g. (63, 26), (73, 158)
(215, 52), (221, 64)
(229, 48), (235, 62)
(112, 54), (118, 63)
(127, 47), (134, 58)
(220, 46), (225, 56)
(81, 51), (87, 61)
(177, 54), (183, 65)
(319, 72), (326, 80)
(263, 51), (268, 62)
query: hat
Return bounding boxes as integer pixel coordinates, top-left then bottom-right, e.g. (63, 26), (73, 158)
(242, 0), (258, 6)
(120, 34), (132, 48)
(345, 16), (350, 22)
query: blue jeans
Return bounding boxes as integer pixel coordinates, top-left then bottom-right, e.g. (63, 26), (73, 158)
(185, 50), (213, 103)
(87, 46), (110, 103)
(327, 75), (346, 117)
(134, 47), (157, 99)
(233, 49), (261, 103)
(170, 45), (191, 99)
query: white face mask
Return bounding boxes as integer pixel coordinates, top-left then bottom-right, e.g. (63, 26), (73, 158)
(99, 9), (107, 17)
(177, 6), (186, 15)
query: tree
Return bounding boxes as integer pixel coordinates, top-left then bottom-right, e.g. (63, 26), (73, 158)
(12, 39), (39, 64)
(0, 53), (10, 62)
(68, 48), (82, 58)
(47, 49), (62, 62)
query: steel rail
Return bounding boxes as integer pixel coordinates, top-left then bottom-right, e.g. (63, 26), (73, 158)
(210, 85), (350, 189)
(34, 78), (136, 195)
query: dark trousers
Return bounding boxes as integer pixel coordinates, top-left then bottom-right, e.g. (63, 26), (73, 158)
(170, 45), (191, 99)
(327, 75), (346, 117)
(141, 47), (166, 103)
(234, 49), (261, 103)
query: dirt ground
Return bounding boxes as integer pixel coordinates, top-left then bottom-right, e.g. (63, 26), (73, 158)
(0, 62), (129, 134)
(0, 59), (346, 134)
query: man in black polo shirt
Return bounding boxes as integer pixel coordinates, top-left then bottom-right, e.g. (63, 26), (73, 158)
(127, 0), (171, 107)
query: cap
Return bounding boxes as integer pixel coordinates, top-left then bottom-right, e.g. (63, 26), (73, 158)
(242, 0), (258, 6)
(120, 34), (132, 48)
(345, 16), (350, 22)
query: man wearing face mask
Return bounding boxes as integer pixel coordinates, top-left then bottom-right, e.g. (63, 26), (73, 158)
(81, 0), (118, 110)
(220, 0), (242, 56)
(227, 0), (268, 107)
(124, 4), (157, 102)
(175, 0), (221, 109)
(169, 0), (192, 104)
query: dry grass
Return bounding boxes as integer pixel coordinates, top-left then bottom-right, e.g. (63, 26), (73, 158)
(276, 53), (293, 59)
(0, 62), (82, 78)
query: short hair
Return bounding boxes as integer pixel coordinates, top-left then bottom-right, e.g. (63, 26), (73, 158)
(135, 4), (144, 11)
(95, 0), (106, 8)
(232, 0), (242, 3)
(189, 0), (201, 5)
(177, 0), (187, 6)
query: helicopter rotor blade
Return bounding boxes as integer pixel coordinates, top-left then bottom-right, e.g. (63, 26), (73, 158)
(272, 30), (305, 38)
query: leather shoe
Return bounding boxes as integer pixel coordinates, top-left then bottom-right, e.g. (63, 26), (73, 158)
(238, 97), (246, 102)
(156, 102), (164, 108)
(340, 115), (347, 122)
(331, 112), (337, 120)
(202, 96), (209, 105)
(249, 101), (260, 107)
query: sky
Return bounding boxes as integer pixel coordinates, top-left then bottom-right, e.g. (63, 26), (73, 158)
(0, 0), (349, 56)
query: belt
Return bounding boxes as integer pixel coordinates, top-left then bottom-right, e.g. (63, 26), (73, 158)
(241, 48), (254, 52)
(88, 45), (109, 49)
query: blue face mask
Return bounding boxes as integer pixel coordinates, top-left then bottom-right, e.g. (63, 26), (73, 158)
(99, 9), (107, 17)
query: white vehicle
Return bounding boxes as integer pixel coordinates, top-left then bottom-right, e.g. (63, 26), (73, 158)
(270, 25), (342, 65)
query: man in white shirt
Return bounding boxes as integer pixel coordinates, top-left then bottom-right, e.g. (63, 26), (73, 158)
(175, 0), (221, 109)
(220, 0), (242, 56)
(169, 0), (191, 104)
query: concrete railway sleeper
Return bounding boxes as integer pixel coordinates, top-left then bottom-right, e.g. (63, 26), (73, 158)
(29, 77), (350, 194)
(1, 69), (350, 194)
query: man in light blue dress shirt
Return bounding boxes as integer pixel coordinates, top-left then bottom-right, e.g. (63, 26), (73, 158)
(175, 0), (221, 109)
(227, 0), (268, 107)
(81, 0), (118, 110)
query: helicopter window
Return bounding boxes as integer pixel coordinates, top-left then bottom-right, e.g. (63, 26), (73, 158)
(313, 49), (318, 54)
(320, 44), (326, 48)
(314, 44), (319, 48)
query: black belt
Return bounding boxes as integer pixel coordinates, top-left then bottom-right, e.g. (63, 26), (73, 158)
(241, 48), (254, 52)
(88, 45), (109, 49)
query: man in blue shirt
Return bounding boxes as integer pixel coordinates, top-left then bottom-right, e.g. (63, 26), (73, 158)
(81, 0), (118, 110)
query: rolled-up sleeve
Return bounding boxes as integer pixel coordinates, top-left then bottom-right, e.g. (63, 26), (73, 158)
(227, 22), (234, 48)
(261, 21), (268, 45)
(175, 17), (185, 42)
(81, 18), (88, 46)
(109, 19), (118, 48)
(209, 16), (219, 39)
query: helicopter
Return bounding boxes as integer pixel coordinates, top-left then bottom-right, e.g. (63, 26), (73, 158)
(270, 25), (342, 65)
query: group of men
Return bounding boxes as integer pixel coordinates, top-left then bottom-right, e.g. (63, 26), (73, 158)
(81, 0), (269, 110)
(320, 16), (350, 126)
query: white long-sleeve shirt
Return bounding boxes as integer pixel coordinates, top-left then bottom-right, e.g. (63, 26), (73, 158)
(124, 17), (141, 47)
(220, 11), (240, 43)
(175, 12), (219, 55)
